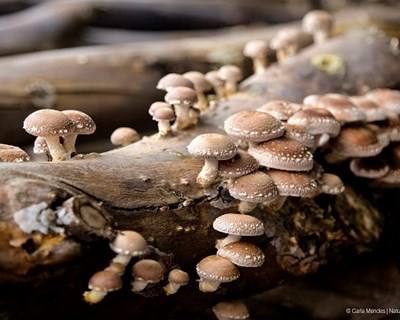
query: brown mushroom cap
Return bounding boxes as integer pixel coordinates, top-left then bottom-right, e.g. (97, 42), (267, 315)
(218, 150), (259, 179)
(217, 242), (265, 268)
(268, 169), (319, 197)
(165, 86), (197, 106)
(183, 71), (212, 92)
(257, 100), (302, 121)
(270, 27), (302, 50)
(284, 124), (319, 149)
(88, 271), (122, 292)
(23, 109), (75, 137)
(168, 269), (189, 285)
(213, 213), (264, 236)
(205, 71), (224, 87)
(349, 157), (389, 179)
(62, 110), (96, 135)
(316, 95), (366, 123)
(110, 127), (140, 146)
(132, 259), (164, 283)
(149, 101), (171, 117)
(243, 40), (269, 58)
(0, 144), (30, 162)
(349, 96), (387, 122)
(366, 89), (400, 116)
(196, 255), (239, 283)
(248, 137), (314, 171)
(213, 301), (250, 320)
(110, 230), (148, 256)
(187, 133), (237, 161)
(157, 73), (194, 91)
(224, 111), (285, 143)
(153, 107), (175, 121)
(228, 171), (279, 203)
(33, 137), (49, 154)
(319, 173), (345, 194)
(302, 10), (333, 34)
(218, 65), (243, 82)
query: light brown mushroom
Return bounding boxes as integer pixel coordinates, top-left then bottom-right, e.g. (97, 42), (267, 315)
(205, 70), (225, 99)
(83, 270), (122, 304)
(33, 137), (50, 160)
(349, 96), (387, 122)
(152, 106), (175, 137)
(213, 301), (250, 320)
(110, 230), (149, 267)
(218, 65), (243, 96)
(366, 88), (400, 119)
(302, 10), (334, 44)
(131, 259), (165, 292)
(257, 100), (302, 121)
(183, 71), (212, 111)
(165, 86), (198, 130)
(0, 144), (30, 162)
(110, 127), (141, 147)
(157, 73), (194, 92)
(163, 269), (190, 295)
(270, 28), (303, 62)
(243, 40), (270, 74)
(217, 242), (265, 267)
(218, 150), (259, 180)
(319, 173), (345, 194)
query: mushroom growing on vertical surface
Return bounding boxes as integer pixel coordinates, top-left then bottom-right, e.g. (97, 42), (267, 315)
(270, 28), (303, 62)
(217, 242), (265, 267)
(0, 144), (29, 162)
(131, 259), (165, 292)
(228, 171), (279, 213)
(257, 100), (302, 121)
(152, 106), (175, 137)
(213, 213), (264, 249)
(183, 71), (212, 111)
(62, 110), (96, 157)
(218, 65), (243, 96)
(110, 230), (149, 267)
(213, 301), (250, 320)
(23, 109), (74, 161)
(83, 270), (122, 304)
(165, 86), (198, 130)
(110, 127), (141, 147)
(196, 255), (239, 292)
(33, 137), (50, 160)
(163, 269), (190, 295)
(156, 73), (194, 92)
(243, 40), (270, 75)
(205, 70), (225, 99)
(302, 10), (334, 44)
(187, 133), (237, 187)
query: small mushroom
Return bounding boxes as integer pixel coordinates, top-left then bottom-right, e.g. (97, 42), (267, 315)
(213, 301), (250, 320)
(33, 137), (50, 160)
(205, 70), (225, 99)
(165, 86), (198, 130)
(110, 230), (149, 267)
(349, 157), (389, 179)
(217, 242), (265, 267)
(228, 171), (279, 213)
(23, 109), (74, 161)
(213, 213), (264, 249)
(0, 144), (29, 162)
(83, 270), (122, 304)
(218, 150), (259, 180)
(366, 88), (400, 119)
(284, 124), (319, 149)
(268, 169), (319, 197)
(131, 259), (165, 292)
(270, 28), (303, 62)
(157, 73), (194, 91)
(302, 10), (334, 44)
(196, 255), (239, 292)
(217, 65), (243, 96)
(319, 173), (345, 194)
(257, 100), (302, 121)
(110, 127), (141, 147)
(349, 96), (387, 122)
(183, 71), (212, 111)
(163, 269), (190, 295)
(243, 40), (270, 74)
(187, 133), (237, 187)
(152, 106), (175, 137)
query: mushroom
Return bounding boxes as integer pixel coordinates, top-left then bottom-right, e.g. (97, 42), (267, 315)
(163, 269), (190, 295)
(217, 242), (265, 267)
(268, 169), (319, 198)
(284, 124), (319, 149)
(157, 73), (194, 92)
(183, 71), (212, 111)
(187, 133), (237, 187)
(319, 173), (345, 194)
(257, 100), (302, 121)
(303, 94), (321, 107)
(110, 230), (149, 267)
(349, 157), (389, 179)
(349, 96), (387, 122)
(33, 137), (50, 161)
(104, 262), (126, 276)
(228, 171), (279, 213)
(165, 86), (198, 130)
(270, 28), (303, 62)
(224, 111), (285, 146)
(213, 213), (264, 249)
(196, 255), (239, 292)
(62, 110), (96, 157)
(366, 88), (400, 119)
(243, 40), (270, 74)
(248, 137), (314, 171)
(83, 270), (122, 304)
(152, 106), (175, 137)
(213, 301), (250, 320)
(217, 65), (243, 96)
(0, 144), (29, 162)
(302, 10), (334, 44)
(131, 259), (165, 292)
(218, 150), (259, 181)
(23, 109), (74, 161)
(110, 127), (141, 147)
(205, 70), (225, 99)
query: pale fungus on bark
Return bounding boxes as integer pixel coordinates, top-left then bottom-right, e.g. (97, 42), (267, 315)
(110, 127), (141, 147)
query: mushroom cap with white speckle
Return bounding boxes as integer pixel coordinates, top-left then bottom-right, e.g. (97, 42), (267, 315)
(196, 255), (239, 283)
(33, 137), (49, 154)
(257, 100), (302, 121)
(228, 171), (279, 203)
(366, 89), (400, 115)
(316, 95), (366, 123)
(168, 269), (189, 285)
(183, 71), (212, 92)
(187, 133), (237, 160)
(213, 213), (264, 236)
(284, 124), (318, 148)
(248, 137), (314, 171)
(132, 259), (164, 283)
(23, 109), (75, 137)
(213, 301), (250, 320)
(88, 270), (122, 292)
(0, 144), (30, 162)
(149, 101), (171, 117)
(319, 173), (345, 194)
(224, 111), (285, 142)
(110, 127), (140, 146)
(218, 150), (259, 179)
(217, 242), (265, 268)
(157, 73), (194, 91)
(110, 230), (149, 256)
(349, 157), (389, 179)
(62, 110), (96, 135)
(349, 96), (387, 122)
(165, 86), (197, 106)
(218, 65), (243, 82)
(268, 169), (319, 197)
(302, 10), (334, 33)
(153, 107), (175, 121)
(243, 40), (269, 58)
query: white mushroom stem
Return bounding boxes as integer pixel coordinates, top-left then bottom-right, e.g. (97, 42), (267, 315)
(63, 133), (78, 157)
(253, 56), (268, 74)
(199, 279), (221, 293)
(215, 235), (241, 250)
(276, 46), (297, 63)
(318, 133), (330, 147)
(196, 92), (209, 112)
(173, 104), (191, 130)
(131, 279), (149, 292)
(83, 290), (107, 304)
(44, 136), (69, 161)
(314, 30), (329, 44)
(238, 201), (258, 214)
(164, 282), (182, 295)
(157, 120), (172, 137)
(225, 81), (238, 96)
(197, 158), (219, 187)
(112, 254), (131, 267)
